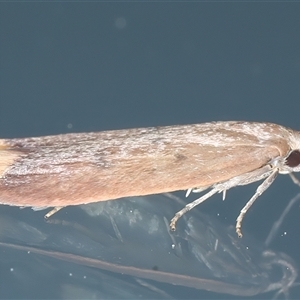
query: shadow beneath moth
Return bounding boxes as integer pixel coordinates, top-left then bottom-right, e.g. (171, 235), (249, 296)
(0, 121), (300, 237)
(0, 194), (297, 298)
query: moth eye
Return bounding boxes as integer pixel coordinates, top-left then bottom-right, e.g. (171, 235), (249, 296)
(286, 150), (300, 167)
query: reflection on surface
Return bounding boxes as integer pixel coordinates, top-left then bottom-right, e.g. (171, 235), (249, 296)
(0, 193), (297, 299)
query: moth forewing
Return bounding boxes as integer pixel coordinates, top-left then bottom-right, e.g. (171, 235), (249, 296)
(0, 140), (282, 208)
(0, 121), (300, 237)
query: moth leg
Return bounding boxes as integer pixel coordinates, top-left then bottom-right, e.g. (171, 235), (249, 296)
(170, 188), (219, 231)
(222, 189), (227, 200)
(236, 169), (279, 238)
(186, 186), (209, 197)
(170, 164), (274, 232)
(289, 173), (300, 187)
(44, 206), (64, 219)
(185, 188), (193, 197)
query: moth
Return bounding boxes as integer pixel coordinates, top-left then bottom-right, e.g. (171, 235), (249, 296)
(0, 121), (300, 237)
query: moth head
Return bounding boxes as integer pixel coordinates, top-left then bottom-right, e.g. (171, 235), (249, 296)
(285, 150), (300, 172)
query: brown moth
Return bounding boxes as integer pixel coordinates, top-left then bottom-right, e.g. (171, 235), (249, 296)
(0, 121), (300, 237)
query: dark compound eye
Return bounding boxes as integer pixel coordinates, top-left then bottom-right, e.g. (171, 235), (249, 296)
(286, 150), (300, 168)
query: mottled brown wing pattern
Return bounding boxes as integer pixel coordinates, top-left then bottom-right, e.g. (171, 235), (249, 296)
(0, 122), (288, 207)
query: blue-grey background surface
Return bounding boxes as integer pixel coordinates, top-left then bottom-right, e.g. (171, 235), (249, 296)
(1, 2), (300, 299)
